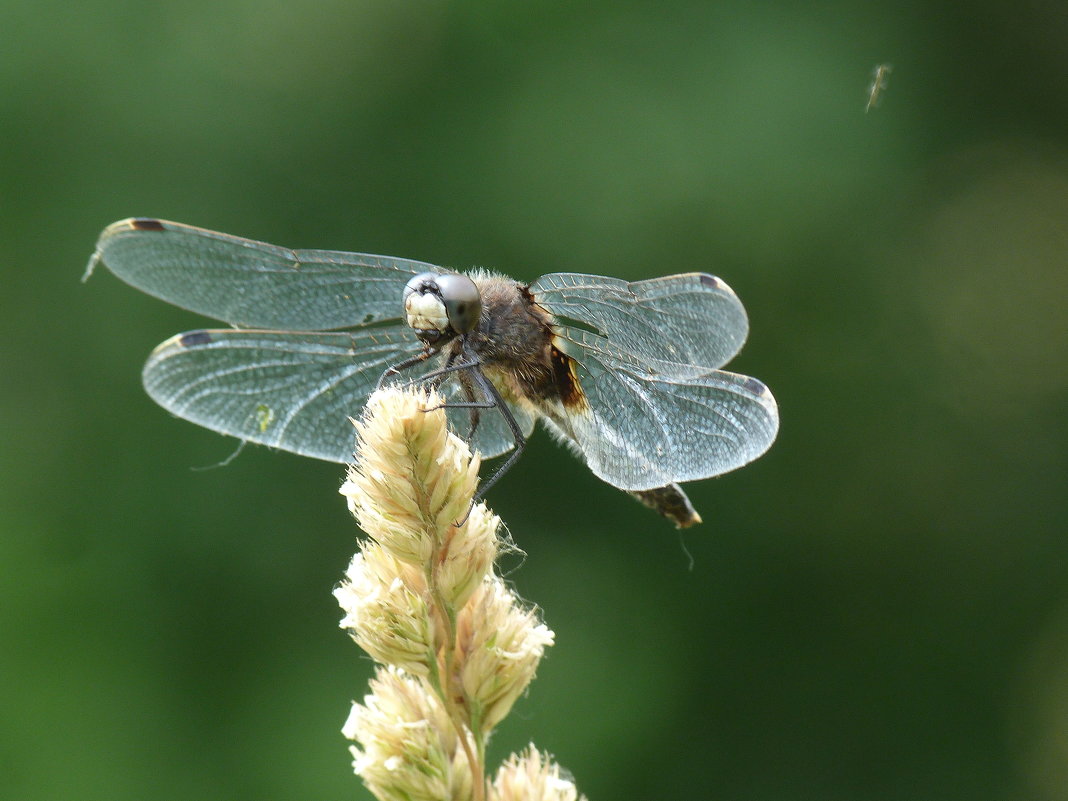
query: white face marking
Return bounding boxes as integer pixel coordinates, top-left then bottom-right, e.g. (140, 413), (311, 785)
(405, 291), (449, 333)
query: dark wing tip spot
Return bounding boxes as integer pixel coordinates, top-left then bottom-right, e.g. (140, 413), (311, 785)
(743, 376), (768, 395)
(131, 218), (166, 231)
(699, 274), (723, 290)
(180, 330), (214, 347)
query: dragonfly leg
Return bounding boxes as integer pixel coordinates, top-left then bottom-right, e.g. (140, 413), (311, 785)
(416, 354), (480, 385)
(384, 338), (525, 525)
(417, 365), (489, 444)
(383, 348), (491, 440)
(466, 358), (526, 501)
(417, 354), (491, 428)
(376, 348), (434, 391)
(452, 362), (526, 526)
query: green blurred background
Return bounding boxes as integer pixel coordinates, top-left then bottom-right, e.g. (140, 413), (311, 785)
(3, 1), (1067, 799)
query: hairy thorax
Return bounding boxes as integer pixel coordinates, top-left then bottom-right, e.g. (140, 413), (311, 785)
(452, 273), (559, 404)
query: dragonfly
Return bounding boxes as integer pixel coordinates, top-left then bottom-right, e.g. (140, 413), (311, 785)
(87, 218), (779, 528)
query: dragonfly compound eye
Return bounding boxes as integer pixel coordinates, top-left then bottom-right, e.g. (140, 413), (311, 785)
(435, 273), (482, 334)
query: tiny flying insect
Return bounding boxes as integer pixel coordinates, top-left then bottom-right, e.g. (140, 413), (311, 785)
(866, 63), (892, 113)
(86, 218), (779, 527)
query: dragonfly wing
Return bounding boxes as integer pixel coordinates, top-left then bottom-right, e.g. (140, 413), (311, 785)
(555, 355), (779, 491)
(89, 218), (438, 330)
(530, 272), (750, 374)
(143, 326), (425, 463)
(146, 325), (533, 463)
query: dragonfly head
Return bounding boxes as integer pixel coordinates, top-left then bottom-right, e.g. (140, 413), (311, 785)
(403, 272), (482, 347)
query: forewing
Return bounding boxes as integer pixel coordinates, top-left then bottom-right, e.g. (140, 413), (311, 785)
(562, 357), (779, 491)
(143, 326), (425, 463)
(530, 272), (750, 375)
(89, 218), (438, 329)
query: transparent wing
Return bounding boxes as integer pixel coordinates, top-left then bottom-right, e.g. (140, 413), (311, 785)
(144, 326), (427, 463)
(529, 272), (750, 376)
(89, 218), (439, 330)
(557, 357), (779, 491)
(144, 325), (531, 463)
